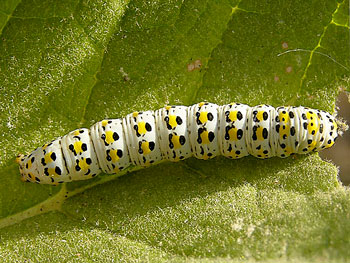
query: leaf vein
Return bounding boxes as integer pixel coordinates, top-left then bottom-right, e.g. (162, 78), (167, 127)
(0, 0), (23, 37)
(299, 0), (346, 91)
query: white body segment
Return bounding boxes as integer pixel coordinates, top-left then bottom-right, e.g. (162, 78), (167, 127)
(122, 111), (162, 167)
(61, 129), (101, 181)
(274, 106), (296, 158)
(246, 105), (276, 159)
(218, 103), (250, 159)
(188, 102), (220, 160)
(16, 103), (339, 184)
(317, 110), (337, 150)
(155, 106), (192, 161)
(90, 119), (131, 174)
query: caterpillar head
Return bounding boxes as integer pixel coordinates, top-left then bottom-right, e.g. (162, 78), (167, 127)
(335, 116), (348, 137)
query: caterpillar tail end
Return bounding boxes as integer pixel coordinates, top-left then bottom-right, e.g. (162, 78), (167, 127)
(15, 154), (27, 182)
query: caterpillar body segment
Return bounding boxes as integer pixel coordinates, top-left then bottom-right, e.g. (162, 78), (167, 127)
(218, 103), (250, 159)
(188, 102), (220, 160)
(155, 106), (192, 162)
(61, 128), (101, 182)
(123, 111), (162, 167)
(90, 119), (130, 174)
(16, 103), (339, 184)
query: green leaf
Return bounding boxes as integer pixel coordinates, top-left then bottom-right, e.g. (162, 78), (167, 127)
(0, 0), (349, 261)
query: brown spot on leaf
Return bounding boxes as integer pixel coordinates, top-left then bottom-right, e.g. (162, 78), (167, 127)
(282, 42), (288, 49)
(187, 59), (202, 72)
(187, 63), (195, 72)
(194, 59), (202, 69)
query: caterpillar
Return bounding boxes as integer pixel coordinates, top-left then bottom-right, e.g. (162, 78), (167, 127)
(16, 102), (339, 185)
